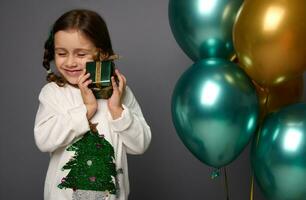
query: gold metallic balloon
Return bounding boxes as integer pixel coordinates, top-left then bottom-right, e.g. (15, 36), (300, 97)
(233, 0), (306, 87)
(254, 77), (304, 120)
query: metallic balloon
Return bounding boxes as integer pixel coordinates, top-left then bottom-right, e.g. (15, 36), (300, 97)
(171, 58), (259, 168)
(254, 76), (304, 120)
(233, 0), (306, 86)
(168, 0), (243, 61)
(251, 103), (306, 200)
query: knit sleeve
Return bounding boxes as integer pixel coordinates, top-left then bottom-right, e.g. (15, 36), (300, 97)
(34, 84), (90, 153)
(107, 86), (151, 155)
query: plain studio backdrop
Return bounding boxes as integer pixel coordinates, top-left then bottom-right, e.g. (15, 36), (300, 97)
(1, 0), (305, 199)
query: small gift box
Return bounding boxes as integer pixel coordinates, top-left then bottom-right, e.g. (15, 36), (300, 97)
(86, 60), (115, 99)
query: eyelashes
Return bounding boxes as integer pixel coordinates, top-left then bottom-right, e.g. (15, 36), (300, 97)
(56, 53), (87, 57)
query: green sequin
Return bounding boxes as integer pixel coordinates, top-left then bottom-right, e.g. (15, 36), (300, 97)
(58, 130), (117, 194)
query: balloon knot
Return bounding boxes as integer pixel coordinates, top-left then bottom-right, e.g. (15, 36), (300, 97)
(211, 168), (221, 179)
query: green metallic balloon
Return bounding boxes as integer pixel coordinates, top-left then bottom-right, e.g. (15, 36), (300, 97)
(168, 0), (243, 61)
(251, 103), (306, 200)
(171, 58), (259, 168)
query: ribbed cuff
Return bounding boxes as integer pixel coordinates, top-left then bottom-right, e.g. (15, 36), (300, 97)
(108, 104), (133, 132)
(67, 104), (90, 136)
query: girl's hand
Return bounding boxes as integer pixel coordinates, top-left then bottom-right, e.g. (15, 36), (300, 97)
(108, 69), (127, 119)
(78, 70), (98, 120)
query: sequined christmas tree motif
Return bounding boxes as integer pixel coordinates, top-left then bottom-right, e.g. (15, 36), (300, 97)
(58, 123), (117, 195)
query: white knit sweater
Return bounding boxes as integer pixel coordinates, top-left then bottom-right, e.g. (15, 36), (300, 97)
(34, 82), (151, 200)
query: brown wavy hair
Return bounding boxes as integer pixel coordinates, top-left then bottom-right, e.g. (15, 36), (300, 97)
(42, 9), (115, 87)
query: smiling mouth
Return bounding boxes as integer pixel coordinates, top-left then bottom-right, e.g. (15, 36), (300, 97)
(64, 69), (83, 76)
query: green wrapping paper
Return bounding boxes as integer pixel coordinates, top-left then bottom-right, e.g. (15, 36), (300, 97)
(86, 60), (114, 99)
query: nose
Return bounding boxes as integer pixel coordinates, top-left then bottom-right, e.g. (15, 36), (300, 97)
(65, 55), (77, 68)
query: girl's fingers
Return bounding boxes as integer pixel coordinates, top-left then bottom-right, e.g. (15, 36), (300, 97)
(121, 73), (126, 82)
(78, 73), (91, 91)
(78, 69), (87, 80)
(111, 76), (118, 90)
(78, 73), (90, 85)
(114, 69), (125, 91)
(83, 73), (90, 81)
(121, 73), (127, 87)
(84, 79), (92, 87)
(119, 74), (127, 92)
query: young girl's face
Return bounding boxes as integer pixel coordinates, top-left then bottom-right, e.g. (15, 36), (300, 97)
(54, 29), (96, 85)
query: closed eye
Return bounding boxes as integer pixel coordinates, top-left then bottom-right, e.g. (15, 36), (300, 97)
(56, 52), (67, 56)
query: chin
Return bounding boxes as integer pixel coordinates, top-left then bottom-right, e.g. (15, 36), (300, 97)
(58, 69), (84, 85)
(59, 75), (78, 85)
(66, 79), (79, 85)
(59, 74), (80, 86)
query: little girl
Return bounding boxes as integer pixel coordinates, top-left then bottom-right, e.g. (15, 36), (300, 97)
(34, 9), (151, 200)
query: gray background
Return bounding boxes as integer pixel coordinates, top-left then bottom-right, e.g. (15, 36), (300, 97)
(1, 0), (305, 199)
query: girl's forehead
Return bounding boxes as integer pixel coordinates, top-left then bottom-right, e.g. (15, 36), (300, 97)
(54, 29), (95, 50)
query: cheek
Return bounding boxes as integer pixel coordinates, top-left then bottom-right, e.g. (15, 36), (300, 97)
(78, 56), (94, 67)
(54, 57), (64, 68)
